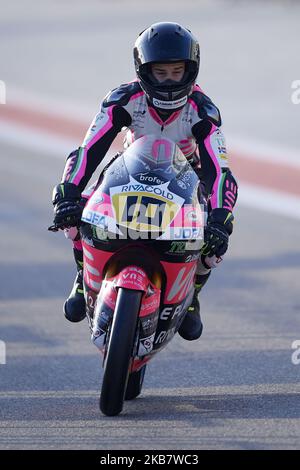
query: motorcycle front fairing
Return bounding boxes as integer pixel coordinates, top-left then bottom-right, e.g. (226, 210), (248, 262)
(82, 135), (204, 242)
(80, 136), (205, 366)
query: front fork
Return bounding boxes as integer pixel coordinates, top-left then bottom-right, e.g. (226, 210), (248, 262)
(90, 266), (161, 354)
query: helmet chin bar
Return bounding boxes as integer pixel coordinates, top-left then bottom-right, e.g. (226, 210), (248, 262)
(152, 95), (188, 110)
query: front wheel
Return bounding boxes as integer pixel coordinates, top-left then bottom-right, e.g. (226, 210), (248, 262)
(99, 288), (142, 416)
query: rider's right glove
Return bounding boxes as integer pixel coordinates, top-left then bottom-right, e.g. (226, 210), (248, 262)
(201, 208), (234, 258)
(52, 182), (83, 229)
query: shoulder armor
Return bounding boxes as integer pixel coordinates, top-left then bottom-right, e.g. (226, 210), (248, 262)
(103, 81), (142, 108)
(190, 90), (222, 127)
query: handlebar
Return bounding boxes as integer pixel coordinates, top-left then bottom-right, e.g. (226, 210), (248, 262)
(48, 224), (63, 232)
(48, 221), (83, 232)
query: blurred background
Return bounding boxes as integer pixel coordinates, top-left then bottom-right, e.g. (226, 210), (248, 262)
(0, 0), (300, 450)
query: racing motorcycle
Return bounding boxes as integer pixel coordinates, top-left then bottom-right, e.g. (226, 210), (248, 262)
(51, 135), (205, 416)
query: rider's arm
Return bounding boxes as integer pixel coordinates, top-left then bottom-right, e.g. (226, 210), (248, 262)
(61, 93), (132, 192)
(191, 94), (238, 212)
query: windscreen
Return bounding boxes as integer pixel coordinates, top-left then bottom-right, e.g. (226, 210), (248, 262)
(122, 135), (188, 181)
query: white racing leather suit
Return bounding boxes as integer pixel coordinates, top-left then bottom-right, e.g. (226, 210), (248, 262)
(62, 80), (238, 274)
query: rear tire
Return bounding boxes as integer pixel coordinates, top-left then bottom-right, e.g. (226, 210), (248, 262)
(125, 365), (147, 401)
(99, 288), (142, 416)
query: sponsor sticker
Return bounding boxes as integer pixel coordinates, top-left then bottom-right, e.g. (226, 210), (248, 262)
(153, 96), (188, 110)
(138, 333), (155, 356)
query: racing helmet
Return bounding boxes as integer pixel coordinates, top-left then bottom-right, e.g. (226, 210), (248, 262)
(134, 22), (200, 111)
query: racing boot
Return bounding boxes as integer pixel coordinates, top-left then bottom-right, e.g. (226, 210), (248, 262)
(64, 248), (86, 322)
(178, 271), (211, 341)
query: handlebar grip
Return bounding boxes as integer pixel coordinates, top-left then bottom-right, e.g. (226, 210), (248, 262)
(48, 221), (82, 232)
(48, 224), (61, 232)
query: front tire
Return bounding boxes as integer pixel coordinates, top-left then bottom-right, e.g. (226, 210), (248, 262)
(100, 288), (142, 416)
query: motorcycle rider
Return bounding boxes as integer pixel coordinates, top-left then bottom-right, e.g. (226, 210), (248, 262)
(51, 22), (238, 341)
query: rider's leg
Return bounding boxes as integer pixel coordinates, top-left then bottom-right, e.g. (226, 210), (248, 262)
(178, 254), (224, 340)
(63, 230), (86, 322)
(62, 184), (94, 322)
(62, 157), (120, 323)
(178, 255), (212, 341)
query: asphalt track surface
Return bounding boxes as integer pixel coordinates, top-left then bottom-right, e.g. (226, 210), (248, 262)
(1, 0), (300, 450)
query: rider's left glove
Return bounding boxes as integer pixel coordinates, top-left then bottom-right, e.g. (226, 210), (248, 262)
(52, 182), (83, 229)
(201, 208), (234, 258)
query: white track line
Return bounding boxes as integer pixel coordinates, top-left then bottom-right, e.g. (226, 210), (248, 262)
(0, 120), (76, 156)
(1, 111), (300, 221)
(6, 85), (95, 121)
(227, 135), (300, 170)
(7, 86), (300, 168)
(238, 183), (300, 220)
(0, 120), (117, 170)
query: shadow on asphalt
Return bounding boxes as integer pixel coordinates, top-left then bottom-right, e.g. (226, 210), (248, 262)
(0, 346), (299, 422)
(0, 348), (298, 391)
(0, 390), (299, 423)
(0, 262), (73, 300)
(1, 250), (300, 300)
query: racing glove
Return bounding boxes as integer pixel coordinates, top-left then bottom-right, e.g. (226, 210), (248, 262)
(201, 208), (234, 258)
(52, 182), (83, 229)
